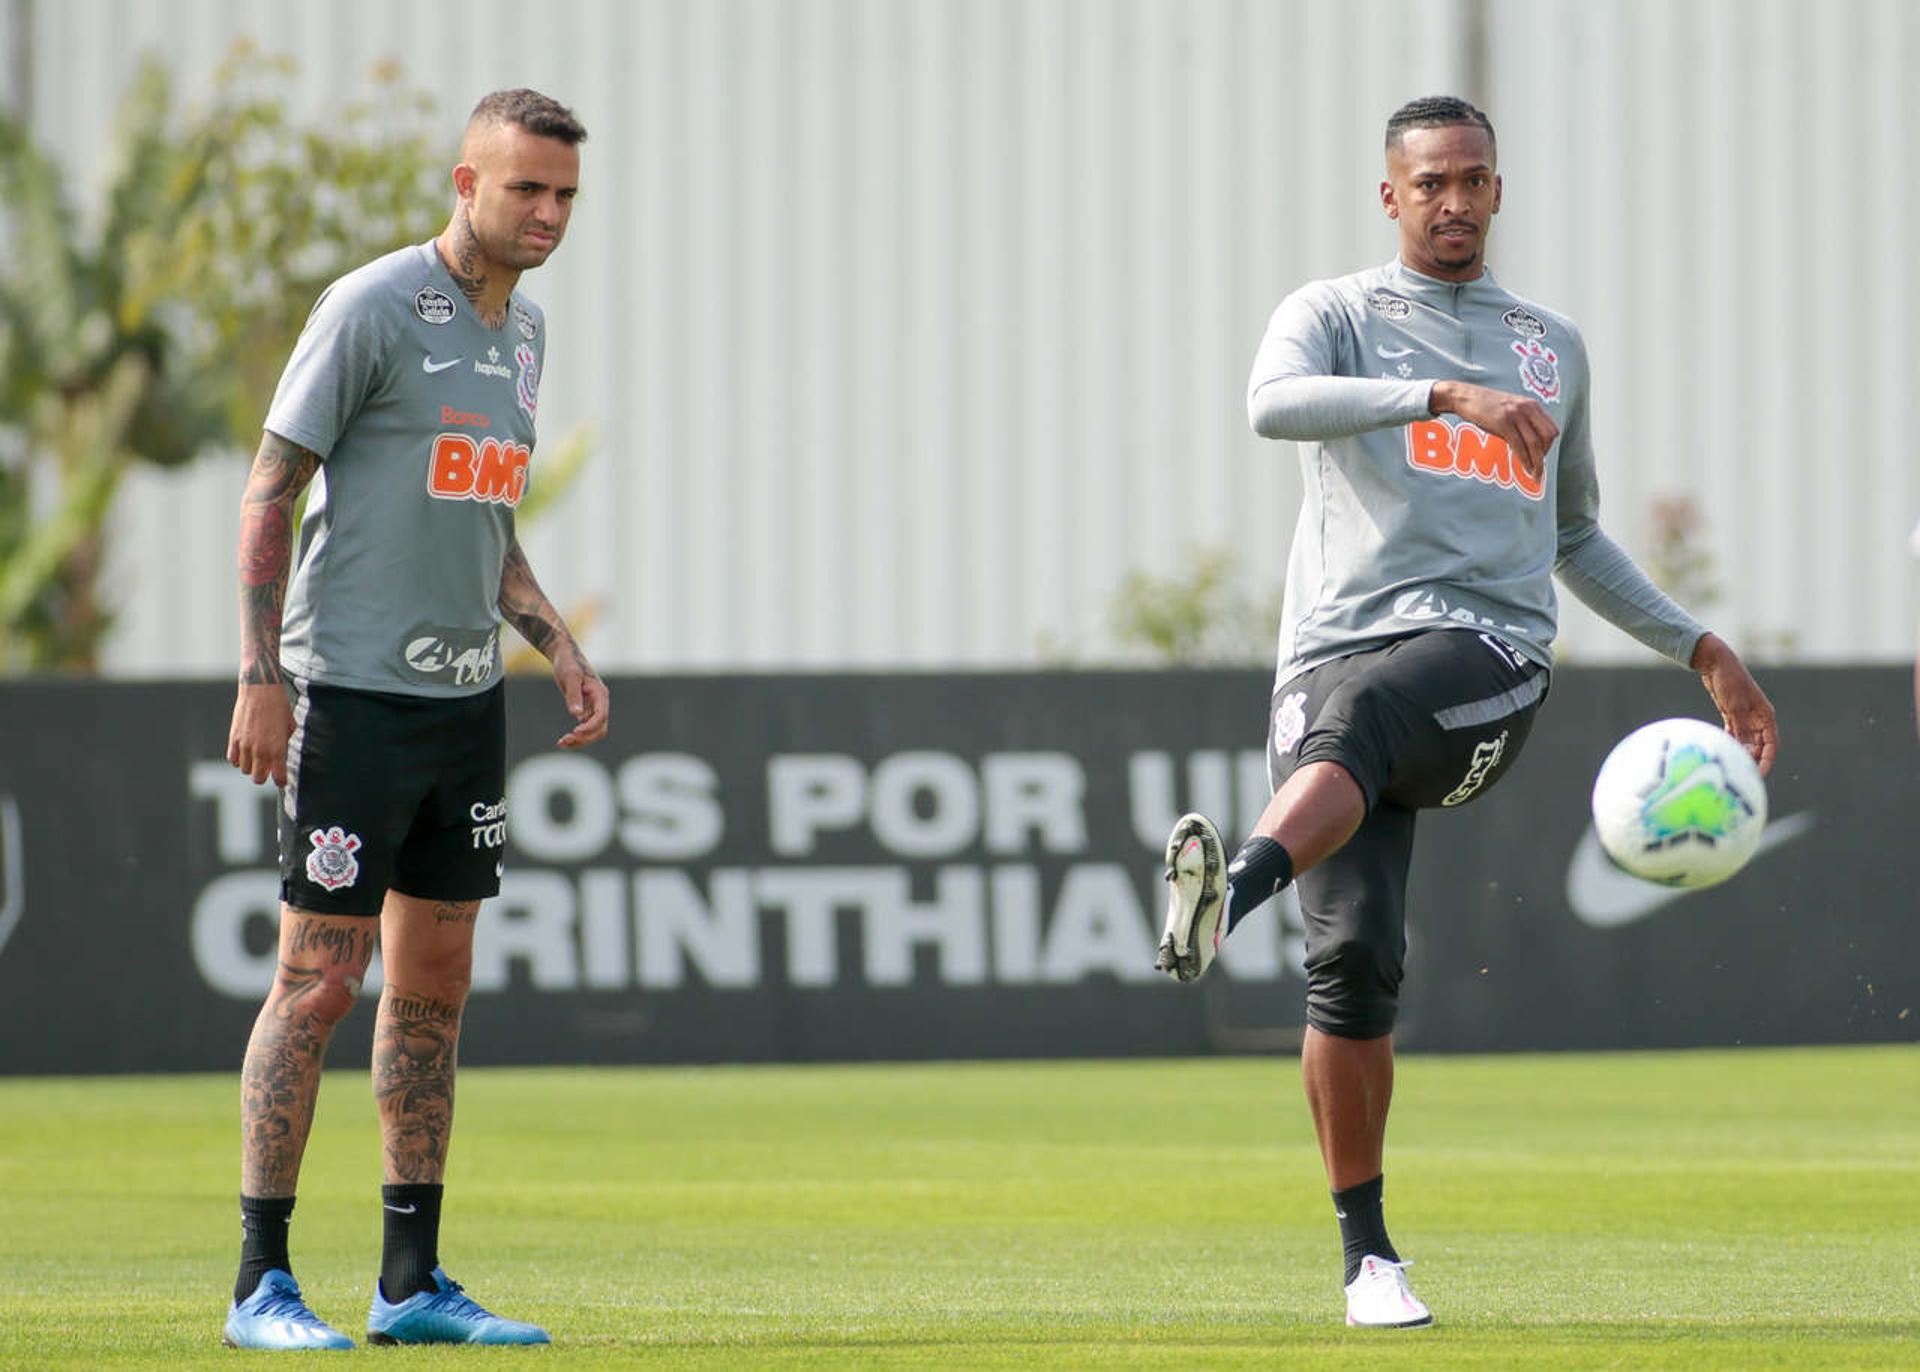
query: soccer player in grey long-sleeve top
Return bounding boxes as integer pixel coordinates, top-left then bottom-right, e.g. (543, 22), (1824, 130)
(1153, 96), (1778, 1329)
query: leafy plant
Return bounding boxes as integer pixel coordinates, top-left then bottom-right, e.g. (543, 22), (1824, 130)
(0, 44), (444, 670)
(1104, 546), (1283, 666)
(1642, 493), (1720, 613)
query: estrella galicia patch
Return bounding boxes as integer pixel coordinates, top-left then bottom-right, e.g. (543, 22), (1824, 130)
(305, 826), (364, 891)
(1366, 289), (1413, 321)
(1501, 305), (1546, 339)
(511, 300), (538, 340)
(414, 288), (456, 325)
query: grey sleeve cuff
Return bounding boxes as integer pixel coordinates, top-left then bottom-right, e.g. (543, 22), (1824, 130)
(1555, 528), (1708, 667)
(1249, 376), (1436, 441)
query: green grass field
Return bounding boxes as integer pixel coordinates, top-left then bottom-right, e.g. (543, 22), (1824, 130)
(1, 1047), (1915, 1369)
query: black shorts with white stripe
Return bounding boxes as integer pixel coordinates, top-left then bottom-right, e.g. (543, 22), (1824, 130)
(1267, 627), (1548, 814)
(278, 679), (508, 917)
(1264, 628), (1549, 1038)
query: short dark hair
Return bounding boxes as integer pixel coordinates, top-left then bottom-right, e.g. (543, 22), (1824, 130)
(1385, 95), (1494, 153)
(467, 88), (587, 146)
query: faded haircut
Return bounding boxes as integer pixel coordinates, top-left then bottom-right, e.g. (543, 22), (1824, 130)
(466, 88), (588, 146)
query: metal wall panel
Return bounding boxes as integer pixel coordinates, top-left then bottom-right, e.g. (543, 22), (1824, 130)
(1485, 0), (1920, 663)
(11, 0), (1912, 674)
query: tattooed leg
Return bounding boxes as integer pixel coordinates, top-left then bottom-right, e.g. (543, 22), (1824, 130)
(374, 894), (479, 1184)
(240, 908), (375, 1196)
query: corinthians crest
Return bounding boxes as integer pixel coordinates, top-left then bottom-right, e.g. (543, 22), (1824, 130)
(1512, 337), (1561, 405)
(305, 826), (363, 891)
(1272, 691), (1309, 754)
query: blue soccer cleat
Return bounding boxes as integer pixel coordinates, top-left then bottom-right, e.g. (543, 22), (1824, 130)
(366, 1267), (550, 1345)
(223, 1269), (354, 1350)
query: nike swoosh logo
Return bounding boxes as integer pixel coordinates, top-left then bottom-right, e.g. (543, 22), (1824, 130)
(1566, 812), (1815, 928)
(383, 1203), (418, 1214)
(1374, 343), (1415, 359)
(421, 356), (463, 374)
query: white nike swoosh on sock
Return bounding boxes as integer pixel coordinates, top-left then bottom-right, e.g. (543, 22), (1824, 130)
(383, 1203), (418, 1214)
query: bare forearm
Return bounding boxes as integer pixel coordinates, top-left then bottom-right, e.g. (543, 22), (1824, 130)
(237, 433), (318, 685)
(497, 537), (582, 664)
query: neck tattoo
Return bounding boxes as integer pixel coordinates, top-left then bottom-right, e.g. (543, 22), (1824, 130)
(447, 211), (506, 329)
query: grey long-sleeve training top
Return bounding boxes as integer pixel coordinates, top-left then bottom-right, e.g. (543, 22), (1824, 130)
(1247, 258), (1706, 691)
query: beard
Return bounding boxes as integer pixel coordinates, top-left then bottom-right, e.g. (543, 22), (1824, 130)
(1430, 225), (1482, 265)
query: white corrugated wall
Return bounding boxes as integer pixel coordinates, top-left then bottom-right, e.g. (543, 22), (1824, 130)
(7, 0), (1914, 674)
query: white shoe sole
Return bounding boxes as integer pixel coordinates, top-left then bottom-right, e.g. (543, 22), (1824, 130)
(1345, 1309), (1435, 1329)
(1154, 813), (1224, 982)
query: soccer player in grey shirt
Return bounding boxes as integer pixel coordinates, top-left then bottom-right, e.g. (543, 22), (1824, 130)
(221, 89), (607, 1350)
(1155, 96), (1778, 1328)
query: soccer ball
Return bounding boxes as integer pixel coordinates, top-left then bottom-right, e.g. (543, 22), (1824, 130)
(1590, 717), (1767, 888)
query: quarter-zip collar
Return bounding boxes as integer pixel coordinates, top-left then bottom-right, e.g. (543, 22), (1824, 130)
(1386, 257), (1506, 313)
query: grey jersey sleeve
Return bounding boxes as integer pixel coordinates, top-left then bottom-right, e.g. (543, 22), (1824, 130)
(1246, 287), (1435, 440)
(264, 277), (396, 459)
(1551, 333), (1707, 667)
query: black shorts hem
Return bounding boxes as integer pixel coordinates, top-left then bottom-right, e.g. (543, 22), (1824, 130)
(278, 882), (386, 919)
(1304, 1009), (1399, 1041)
(385, 880), (501, 905)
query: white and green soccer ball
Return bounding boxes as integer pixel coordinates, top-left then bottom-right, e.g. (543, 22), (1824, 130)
(1590, 717), (1767, 888)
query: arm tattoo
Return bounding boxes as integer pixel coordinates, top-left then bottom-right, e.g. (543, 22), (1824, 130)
(446, 206), (507, 330)
(374, 991), (464, 1184)
(497, 537), (580, 664)
(237, 433), (319, 686)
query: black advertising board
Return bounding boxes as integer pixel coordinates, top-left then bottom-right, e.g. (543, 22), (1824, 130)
(0, 668), (1911, 1074)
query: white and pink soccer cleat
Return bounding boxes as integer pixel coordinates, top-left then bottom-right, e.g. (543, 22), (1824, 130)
(1343, 1255), (1433, 1328)
(1154, 813), (1226, 983)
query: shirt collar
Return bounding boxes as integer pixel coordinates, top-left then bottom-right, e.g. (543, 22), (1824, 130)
(1387, 257), (1503, 302)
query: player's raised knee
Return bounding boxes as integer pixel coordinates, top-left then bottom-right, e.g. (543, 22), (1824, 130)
(1305, 937), (1402, 1038)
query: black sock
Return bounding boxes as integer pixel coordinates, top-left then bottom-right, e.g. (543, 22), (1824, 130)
(379, 1183), (445, 1302)
(1333, 1174), (1399, 1284)
(1223, 836), (1294, 933)
(235, 1194), (296, 1302)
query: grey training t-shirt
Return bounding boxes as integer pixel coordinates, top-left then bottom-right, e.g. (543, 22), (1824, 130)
(1247, 259), (1705, 689)
(266, 243), (546, 696)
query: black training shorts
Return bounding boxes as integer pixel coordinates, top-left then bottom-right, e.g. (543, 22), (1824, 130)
(279, 679), (508, 917)
(1267, 628), (1549, 1037)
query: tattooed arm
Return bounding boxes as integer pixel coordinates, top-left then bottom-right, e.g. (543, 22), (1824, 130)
(498, 536), (610, 747)
(227, 432), (320, 786)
